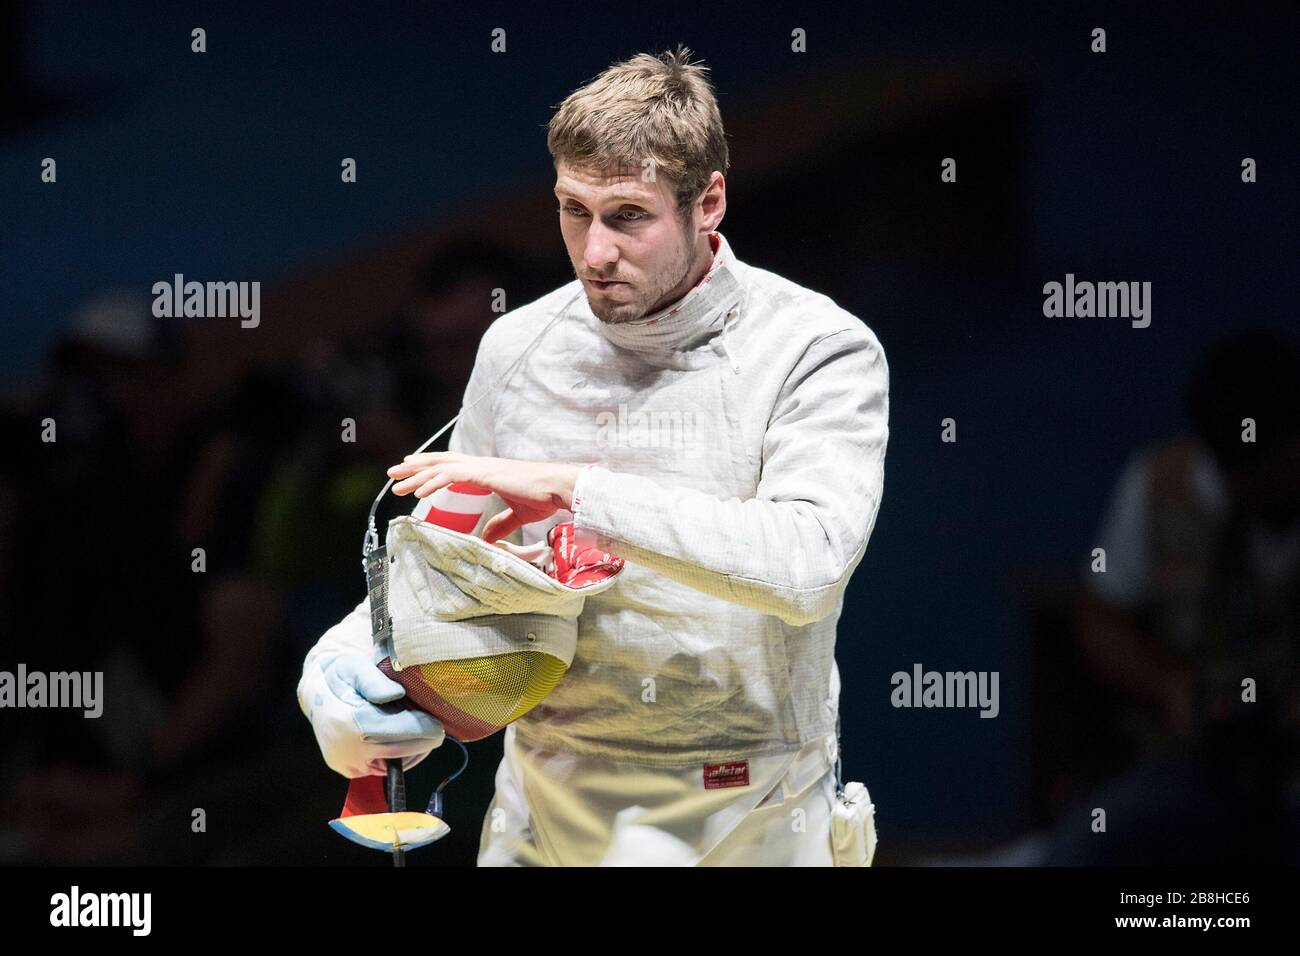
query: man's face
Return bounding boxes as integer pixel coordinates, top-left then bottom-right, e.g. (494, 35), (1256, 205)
(554, 160), (699, 324)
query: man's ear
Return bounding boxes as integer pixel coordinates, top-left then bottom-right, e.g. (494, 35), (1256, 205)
(698, 171), (726, 232)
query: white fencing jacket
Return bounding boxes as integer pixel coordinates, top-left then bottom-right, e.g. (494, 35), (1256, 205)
(299, 231), (889, 856)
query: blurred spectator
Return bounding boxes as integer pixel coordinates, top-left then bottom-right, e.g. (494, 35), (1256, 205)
(4, 291), (186, 758)
(0, 235), (699, 864)
(383, 239), (537, 434)
(1052, 331), (1300, 864)
(1, 295), (317, 862)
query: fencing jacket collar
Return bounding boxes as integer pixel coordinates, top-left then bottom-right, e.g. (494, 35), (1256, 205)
(582, 231), (746, 368)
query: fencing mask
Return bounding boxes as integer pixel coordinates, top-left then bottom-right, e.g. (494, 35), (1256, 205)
(378, 503), (625, 741)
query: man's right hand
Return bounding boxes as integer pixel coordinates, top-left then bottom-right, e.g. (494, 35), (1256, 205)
(304, 652), (445, 779)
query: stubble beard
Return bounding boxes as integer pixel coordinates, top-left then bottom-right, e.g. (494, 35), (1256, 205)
(585, 225), (697, 325)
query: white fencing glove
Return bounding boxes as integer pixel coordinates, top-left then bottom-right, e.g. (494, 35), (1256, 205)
(302, 651), (446, 779)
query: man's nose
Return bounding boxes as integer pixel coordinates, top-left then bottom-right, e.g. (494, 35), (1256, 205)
(583, 219), (620, 273)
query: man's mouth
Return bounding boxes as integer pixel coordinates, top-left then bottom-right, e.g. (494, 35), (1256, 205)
(587, 278), (627, 290)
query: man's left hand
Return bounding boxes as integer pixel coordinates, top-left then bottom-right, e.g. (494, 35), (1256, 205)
(387, 452), (583, 543)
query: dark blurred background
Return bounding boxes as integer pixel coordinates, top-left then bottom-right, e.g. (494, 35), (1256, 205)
(2, 1), (1298, 865)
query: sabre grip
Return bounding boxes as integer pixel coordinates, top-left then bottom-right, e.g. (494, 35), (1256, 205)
(385, 760), (406, 813)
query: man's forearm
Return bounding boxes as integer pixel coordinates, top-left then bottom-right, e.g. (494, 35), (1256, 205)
(571, 463), (880, 626)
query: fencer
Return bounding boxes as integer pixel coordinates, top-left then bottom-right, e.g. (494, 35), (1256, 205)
(299, 46), (889, 866)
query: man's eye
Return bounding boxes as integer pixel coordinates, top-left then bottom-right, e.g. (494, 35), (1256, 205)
(618, 210), (647, 222)
(560, 205), (588, 217)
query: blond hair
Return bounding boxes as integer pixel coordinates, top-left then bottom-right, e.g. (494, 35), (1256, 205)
(546, 45), (729, 219)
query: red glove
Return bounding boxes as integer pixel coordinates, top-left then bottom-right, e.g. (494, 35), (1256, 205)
(547, 521), (624, 588)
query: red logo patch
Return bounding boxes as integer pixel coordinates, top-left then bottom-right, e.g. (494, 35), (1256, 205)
(703, 761), (750, 790)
